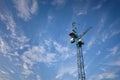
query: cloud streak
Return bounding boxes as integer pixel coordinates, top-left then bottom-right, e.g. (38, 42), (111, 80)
(21, 46), (57, 75)
(0, 12), (31, 78)
(56, 65), (77, 79)
(0, 12), (29, 54)
(88, 72), (118, 80)
(13, 0), (38, 21)
(0, 37), (10, 55)
(51, 0), (67, 8)
(53, 41), (75, 60)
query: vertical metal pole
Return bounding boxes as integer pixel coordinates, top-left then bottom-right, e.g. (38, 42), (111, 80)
(80, 46), (85, 80)
(76, 44), (85, 80)
(77, 44), (81, 80)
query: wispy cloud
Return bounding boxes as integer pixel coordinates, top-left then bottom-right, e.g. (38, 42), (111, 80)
(88, 72), (118, 80)
(0, 13), (16, 55)
(101, 33), (109, 42)
(92, 4), (102, 10)
(108, 59), (120, 66)
(77, 9), (87, 16)
(97, 14), (106, 33)
(0, 13), (29, 54)
(101, 29), (120, 43)
(47, 15), (54, 24)
(53, 41), (74, 60)
(111, 30), (120, 37)
(92, 1), (104, 10)
(56, 65), (77, 79)
(0, 12), (30, 77)
(106, 45), (120, 66)
(20, 36), (75, 76)
(73, 5), (88, 16)
(73, 0), (94, 16)
(105, 44), (120, 59)
(100, 18), (120, 43)
(86, 37), (95, 51)
(0, 37), (11, 55)
(108, 58), (120, 67)
(36, 75), (41, 80)
(0, 13), (16, 36)
(109, 46), (119, 55)
(0, 56), (22, 80)
(51, 0), (67, 8)
(21, 46), (56, 75)
(85, 50), (101, 70)
(22, 62), (33, 75)
(85, 13), (107, 51)
(13, 0), (38, 21)
(0, 70), (10, 80)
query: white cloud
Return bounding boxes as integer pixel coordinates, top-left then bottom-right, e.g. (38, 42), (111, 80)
(56, 66), (77, 79)
(21, 39), (76, 77)
(105, 45), (120, 59)
(51, 0), (67, 8)
(22, 46), (56, 64)
(77, 10), (87, 16)
(0, 69), (10, 80)
(1, 15), (28, 51)
(0, 70), (8, 74)
(109, 60), (120, 67)
(101, 30), (120, 43)
(30, 0), (38, 14)
(0, 12), (30, 65)
(108, 50), (120, 67)
(13, 0), (38, 21)
(85, 50), (101, 70)
(47, 15), (54, 24)
(0, 13), (16, 36)
(85, 14), (107, 44)
(44, 39), (52, 47)
(100, 19), (120, 43)
(0, 76), (10, 80)
(97, 15), (106, 33)
(22, 63), (33, 75)
(109, 18), (120, 29)
(88, 72), (117, 80)
(101, 23), (120, 43)
(73, 0), (90, 16)
(100, 73), (117, 79)
(73, 7), (88, 16)
(86, 37), (95, 50)
(53, 41), (74, 60)
(101, 33), (109, 42)
(9, 70), (15, 74)
(109, 46), (119, 55)
(92, 3), (102, 10)
(21, 46), (57, 75)
(0, 37), (10, 55)
(111, 30), (120, 38)
(53, 41), (69, 53)
(0, 12), (29, 45)
(96, 50), (101, 55)
(36, 75), (41, 80)
(48, 15), (53, 21)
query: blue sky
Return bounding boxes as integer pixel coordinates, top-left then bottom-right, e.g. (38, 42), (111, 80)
(0, 0), (120, 80)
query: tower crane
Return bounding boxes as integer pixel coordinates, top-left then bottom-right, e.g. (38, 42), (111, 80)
(69, 22), (92, 80)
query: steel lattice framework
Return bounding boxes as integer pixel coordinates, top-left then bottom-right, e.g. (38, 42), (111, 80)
(69, 22), (92, 80)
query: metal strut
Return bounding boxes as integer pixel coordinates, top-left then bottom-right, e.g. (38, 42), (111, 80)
(69, 22), (92, 80)
(77, 43), (85, 80)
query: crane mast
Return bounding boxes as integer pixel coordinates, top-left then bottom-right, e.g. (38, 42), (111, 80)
(69, 22), (92, 80)
(77, 43), (85, 80)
